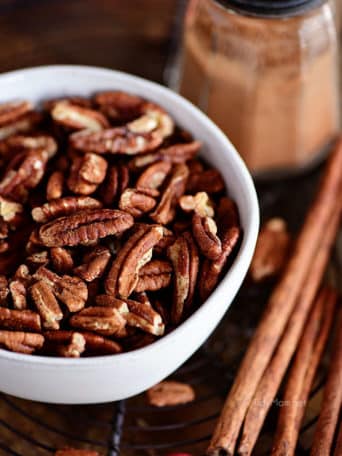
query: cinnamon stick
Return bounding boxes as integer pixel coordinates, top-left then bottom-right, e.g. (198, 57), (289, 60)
(238, 212), (340, 456)
(207, 139), (342, 456)
(271, 288), (337, 456)
(310, 310), (342, 456)
(334, 421), (342, 456)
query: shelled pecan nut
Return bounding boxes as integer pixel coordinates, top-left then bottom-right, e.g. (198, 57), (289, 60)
(179, 191), (214, 218)
(93, 90), (144, 122)
(197, 198), (242, 301)
(113, 297), (165, 336)
(0, 275), (9, 304)
(167, 231), (199, 324)
(38, 209), (134, 247)
(249, 218), (291, 283)
(67, 153), (108, 195)
(9, 280), (27, 310)
(136, 161), (172, 190)
(105, 224), (163, 298)
(44, 330), (86, 357)
(82, 331), (122, 355)
(0, 148), (53, 202)
(0, 196), (23, 223)
(44, 96), (92, 111)
(187, 168), (225, 194)
(69, 306), (126, 336)
(192, 214), (222, 260)
(147, 381), (195, 407)
(168, 232), (199, 324)
(51, 101), (109, 131)
(135, 259), (172, 293)
(46, 171), (64, 200)
(34, 267), (88, 312)
(150, 163), (189, 225)
(99, 163), (129, 205)
(26, 251), (49, 268)
(7, 135), (57, 158)
(0, 308), (41, 331)
(30, 280), (63, 330)
(0, 111), (42, 140)
(0, 101), (33, 126)
(119, 187), (159, 217)
(50, 247), (74, 273)
(32, 196), (102, 223)
(70, 126), (163, 156)
(0, 330), (44, 354)
(74, 246), (111, 282)
(128, 141), (201, 170)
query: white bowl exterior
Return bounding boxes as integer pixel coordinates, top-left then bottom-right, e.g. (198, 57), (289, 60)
(0, 66), (259, 403)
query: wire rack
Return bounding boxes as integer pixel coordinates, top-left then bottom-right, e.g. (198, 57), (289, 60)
(0, 166), (340, 456)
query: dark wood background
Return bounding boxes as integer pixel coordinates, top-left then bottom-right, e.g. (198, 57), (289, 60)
(0, 0), (179, 82)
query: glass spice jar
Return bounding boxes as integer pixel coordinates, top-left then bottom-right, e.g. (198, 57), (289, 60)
(174, 0), (340, 178)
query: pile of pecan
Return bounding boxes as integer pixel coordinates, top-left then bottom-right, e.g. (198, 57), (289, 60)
(0, 92), (241, 357)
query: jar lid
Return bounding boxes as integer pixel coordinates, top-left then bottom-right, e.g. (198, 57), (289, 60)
(217, 0), (325, 17)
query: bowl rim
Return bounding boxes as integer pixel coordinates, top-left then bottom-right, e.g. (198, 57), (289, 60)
(0, 64), (259, 367)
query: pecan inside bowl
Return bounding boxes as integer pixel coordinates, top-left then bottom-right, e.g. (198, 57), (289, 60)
(0, 66), (258, 403)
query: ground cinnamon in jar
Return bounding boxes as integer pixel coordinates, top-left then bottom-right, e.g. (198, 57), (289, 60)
(177, 0), (340, 176)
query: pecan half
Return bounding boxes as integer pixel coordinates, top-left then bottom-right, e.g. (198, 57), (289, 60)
(0, 101), (33, 126)
(249, 218), (291, 283)
(82, 331), (122, 355)
(26, 251), (49, 268)
(0, 196), (23, 222)
(69, 306), (126, 336)
(9, 280), (27, 310)
(74, 246), (111, 282)
(43, 96), (92, 111)
(67, 153), (108, 195)
(128, 141), (201, 170)
(0, 149), (52, 202)
(32, 196), (102, 223)
(105, 224), (163, 298)
(154, 226), (176, 254)
(30, 280), (63, 329)
(93, 90), (144, 122)
(44, 330), (86, 357)
(0, 275), (9, 305)
(112, 297), (164, 336)
(99, 164), (129, 206)
(0, 112), (42, 141)
(7, 135), (57, 158)
(150, 164), (189, 225)
(51, 101), (109, 131)
(135, 259), (172, 293)
(147, 381), (195, 407)
(187, 168), (225, 194)
(199, 201), (241, 301)
(50, 247), (74, 273)
(192, 214), (222, 260)
(0, 308), (41, 331)
(119, 187), (158, 218)
(179, 192), (214, 218)
(46, 171), (64, 200)
(70, 126), (163, 156)
(34, 267), (88, 312)
(136, 161), (172, 190)
(38, 209), (133, 247)
(167, 231), (199, 324)
(0, 330), (44, 354)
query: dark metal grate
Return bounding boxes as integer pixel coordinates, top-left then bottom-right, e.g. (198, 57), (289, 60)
(0, 165), (340, 456)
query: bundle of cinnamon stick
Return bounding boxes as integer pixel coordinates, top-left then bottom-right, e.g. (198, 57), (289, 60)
(207, 138), (342, 456)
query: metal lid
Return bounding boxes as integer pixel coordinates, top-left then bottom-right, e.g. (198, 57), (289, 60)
(216, 0), (325, 17)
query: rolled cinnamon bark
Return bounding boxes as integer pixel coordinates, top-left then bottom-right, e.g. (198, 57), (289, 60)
(207, 139), (342, 456)
(310, 311), (342, 456)
(271, 288), (337, 456)
(238, 212), (340, 456)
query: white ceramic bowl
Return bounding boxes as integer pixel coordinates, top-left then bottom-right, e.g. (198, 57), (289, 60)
(0, 65), (259, 404)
